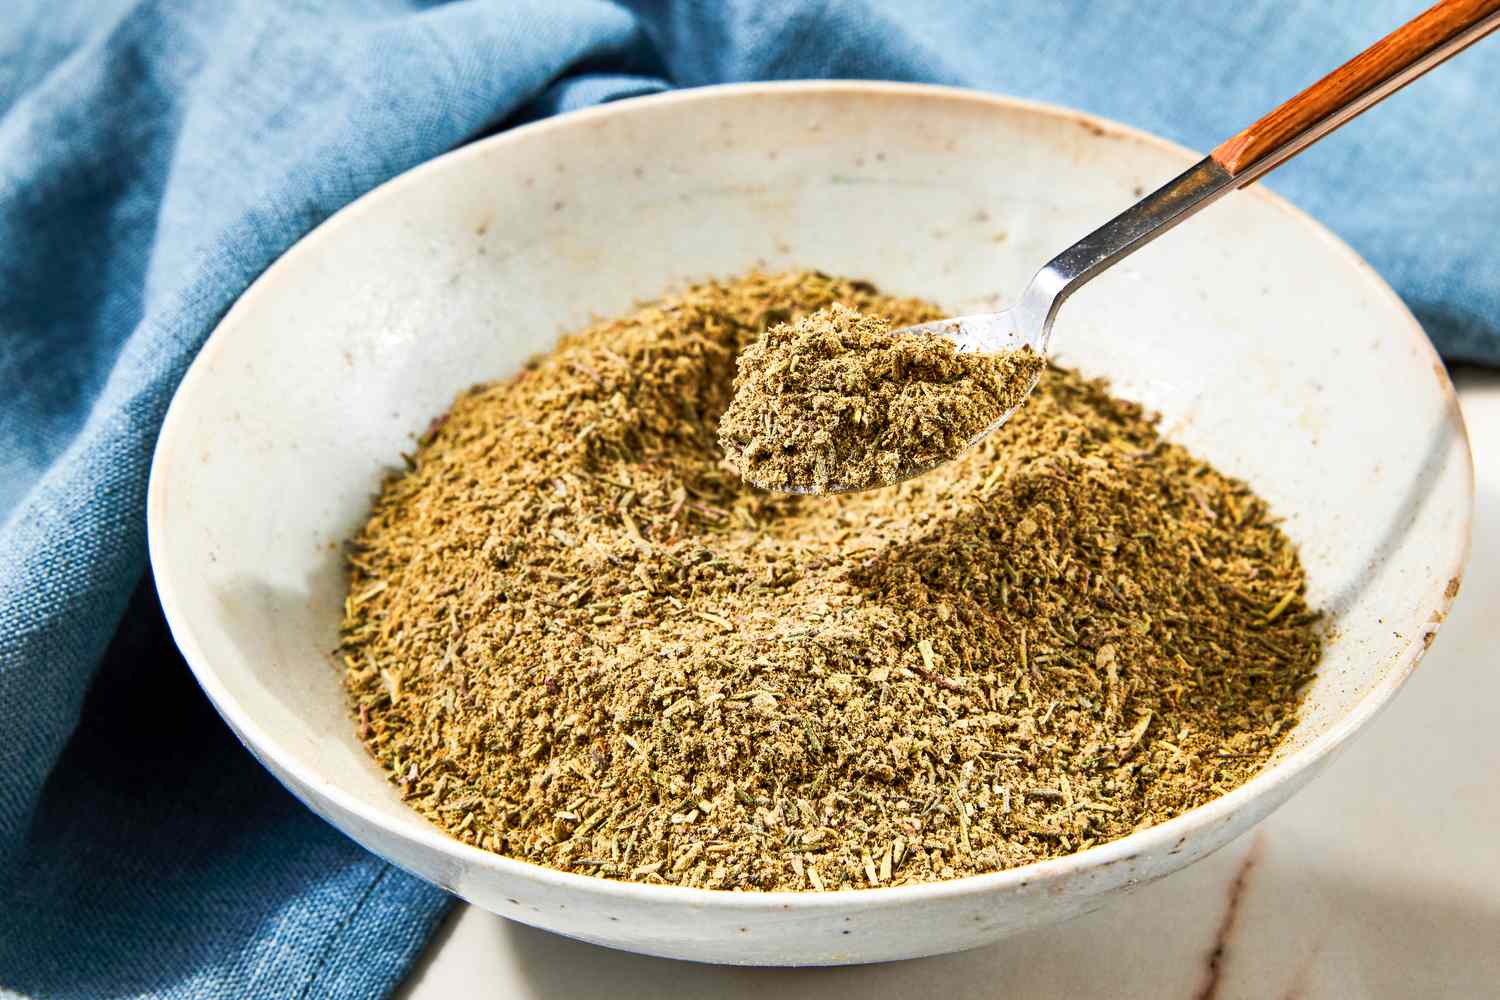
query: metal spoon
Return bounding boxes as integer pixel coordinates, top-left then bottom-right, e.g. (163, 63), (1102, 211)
(771, 0), (1500, 495)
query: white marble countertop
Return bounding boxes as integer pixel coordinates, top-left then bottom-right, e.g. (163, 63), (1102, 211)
(397, 371), (1500, 1000)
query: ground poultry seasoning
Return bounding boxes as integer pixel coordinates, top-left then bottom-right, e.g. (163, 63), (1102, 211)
(717, 302), (1044, 493)
(340, 270), (1320, 891)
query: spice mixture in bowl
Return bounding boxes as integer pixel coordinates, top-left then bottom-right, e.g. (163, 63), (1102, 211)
(342, 270), (1320, 892)
(148, 83), (1470, 965)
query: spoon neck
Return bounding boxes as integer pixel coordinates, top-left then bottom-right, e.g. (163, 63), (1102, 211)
(1019, 157), (1236, 350)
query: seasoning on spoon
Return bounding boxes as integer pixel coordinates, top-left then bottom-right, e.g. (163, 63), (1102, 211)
(718, 303), (1044, 493)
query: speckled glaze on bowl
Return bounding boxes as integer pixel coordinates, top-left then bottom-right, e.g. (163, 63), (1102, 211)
(147, 82), (1471, 966)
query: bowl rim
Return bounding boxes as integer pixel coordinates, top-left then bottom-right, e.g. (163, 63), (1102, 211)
(148, 79), (1474, 911)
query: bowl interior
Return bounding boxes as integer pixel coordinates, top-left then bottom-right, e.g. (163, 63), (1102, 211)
(149, 83), (1469, 951)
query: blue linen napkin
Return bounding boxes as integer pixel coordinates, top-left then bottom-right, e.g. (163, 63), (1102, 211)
(2, 2), (1495, 996)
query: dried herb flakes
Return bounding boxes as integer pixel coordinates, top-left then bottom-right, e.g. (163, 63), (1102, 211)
(718, 303), (1044, 493)
(340, 270), (1319, 892)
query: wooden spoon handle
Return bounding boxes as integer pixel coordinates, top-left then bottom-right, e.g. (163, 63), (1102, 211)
(1212, 0), (1500, 181)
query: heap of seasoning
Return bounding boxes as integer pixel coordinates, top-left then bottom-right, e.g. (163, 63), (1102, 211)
(340, 270), (1320, 892)
(718, 303), (1044, 493)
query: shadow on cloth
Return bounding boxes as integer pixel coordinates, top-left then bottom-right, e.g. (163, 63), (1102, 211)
(0, 577), (449, 998)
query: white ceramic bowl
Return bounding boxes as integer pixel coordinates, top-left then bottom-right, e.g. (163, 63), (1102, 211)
(148, 82), (1471, 966)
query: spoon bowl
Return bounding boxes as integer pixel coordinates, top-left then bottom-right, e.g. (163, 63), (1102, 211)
(744, 309), (1043, 495)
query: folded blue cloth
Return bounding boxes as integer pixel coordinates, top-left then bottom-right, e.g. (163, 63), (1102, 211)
(2, 2), (1495, 996)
